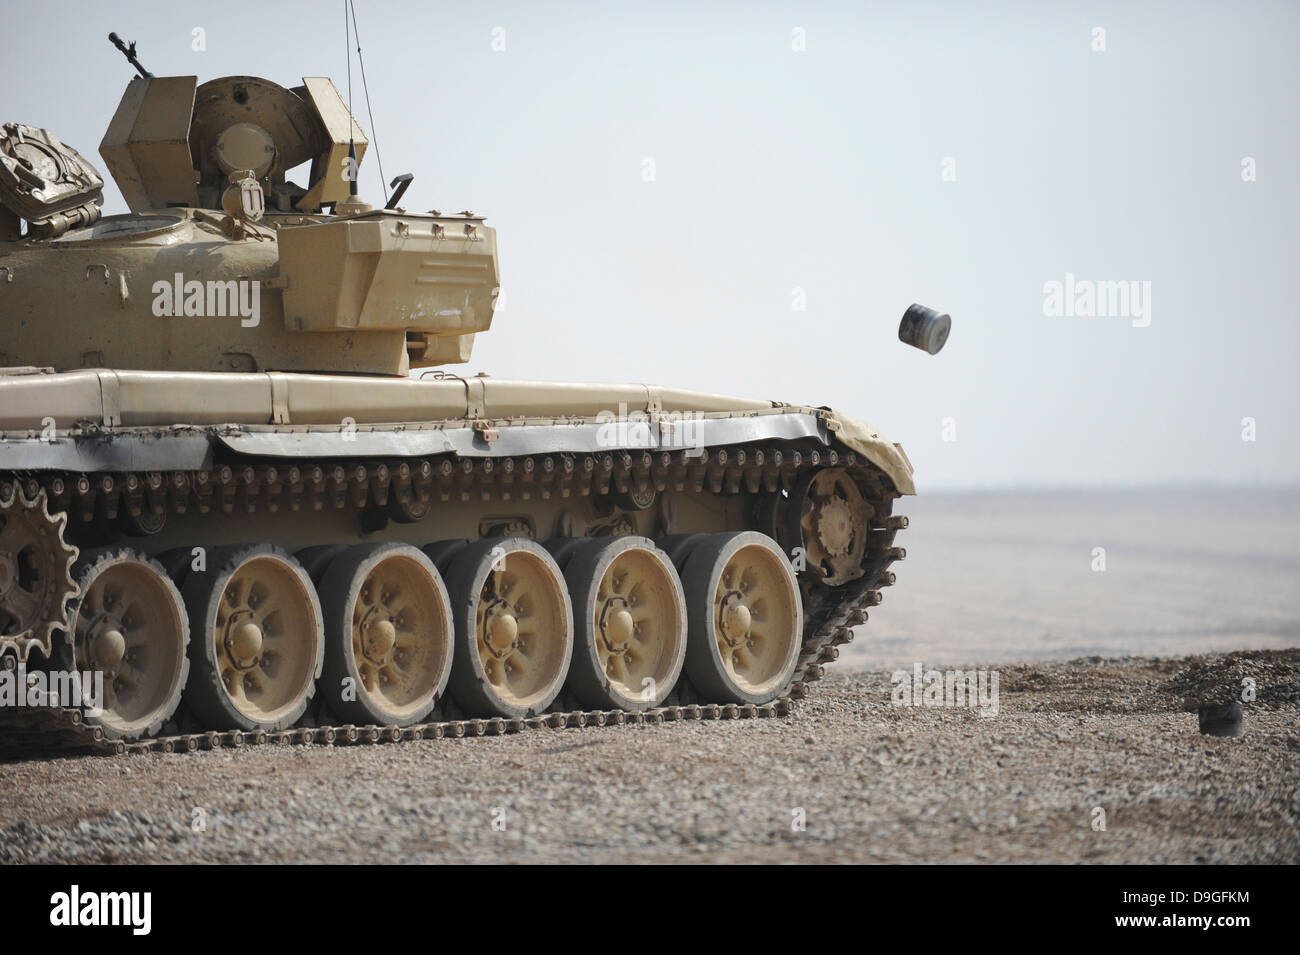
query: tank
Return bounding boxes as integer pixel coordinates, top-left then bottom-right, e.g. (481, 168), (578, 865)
(0, 41), (918, 755)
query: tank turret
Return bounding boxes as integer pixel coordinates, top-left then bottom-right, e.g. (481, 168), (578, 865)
(0, 60), (495, 376)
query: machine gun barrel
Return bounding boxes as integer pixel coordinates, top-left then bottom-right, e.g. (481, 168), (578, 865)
(108, 32), (153, 78)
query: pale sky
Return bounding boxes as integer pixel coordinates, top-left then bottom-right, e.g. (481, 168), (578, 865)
(5, 0), (1298, 490)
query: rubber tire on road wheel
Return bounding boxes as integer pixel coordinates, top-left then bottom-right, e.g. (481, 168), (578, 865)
(152, 546), (199, 589)
(656, 533), (708, 572)
(421, 539), (469, 576)
(294, 544), (349, 584)
(543, 537), (589, 571)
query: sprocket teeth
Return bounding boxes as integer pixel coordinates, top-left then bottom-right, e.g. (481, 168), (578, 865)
(0, 480), (80, 663)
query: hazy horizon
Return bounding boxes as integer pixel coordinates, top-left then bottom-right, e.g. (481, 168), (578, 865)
(4, 0), (1298, 492)
(855, 485), (1300, 668)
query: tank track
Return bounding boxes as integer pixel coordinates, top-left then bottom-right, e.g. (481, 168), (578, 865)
(0, 442), (906, 758)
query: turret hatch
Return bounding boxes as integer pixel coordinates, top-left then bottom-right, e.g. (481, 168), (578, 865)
(0, 123), (104, 239)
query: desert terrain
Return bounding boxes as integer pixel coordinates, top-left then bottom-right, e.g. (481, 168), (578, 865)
(2, 489), (1296, 864)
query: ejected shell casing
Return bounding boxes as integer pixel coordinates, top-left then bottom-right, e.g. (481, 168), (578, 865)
(1197, 702), (1243, 737)
(899, 303), (952, 354)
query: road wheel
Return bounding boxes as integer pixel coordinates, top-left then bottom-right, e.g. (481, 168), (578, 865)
(445, 538), (572, 718)
(183, 544), (323, 731)
(319, 543), (453, 726)
(563, 536), (686, 710)
(71, 548), (189, 739)
(681, 531), (802, 704)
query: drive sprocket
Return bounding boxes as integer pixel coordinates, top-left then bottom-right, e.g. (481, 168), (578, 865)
(0, 481), (79, 662)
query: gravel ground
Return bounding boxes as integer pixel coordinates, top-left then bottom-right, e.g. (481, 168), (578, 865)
(1, 650), (1296, 864)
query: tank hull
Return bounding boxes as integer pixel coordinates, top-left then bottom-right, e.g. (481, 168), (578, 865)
(0, 369), (911, 754)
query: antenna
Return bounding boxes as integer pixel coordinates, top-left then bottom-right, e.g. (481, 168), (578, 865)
(347, 0), (389, 205)
(344, 2), (357, 200)
(339, 0), (389, 206)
